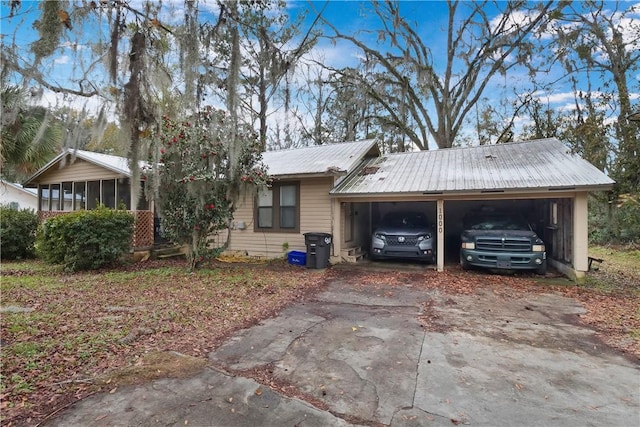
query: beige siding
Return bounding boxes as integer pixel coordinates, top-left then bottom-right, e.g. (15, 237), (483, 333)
(225, 177), (334, 258)
(32, 159), (123, 184)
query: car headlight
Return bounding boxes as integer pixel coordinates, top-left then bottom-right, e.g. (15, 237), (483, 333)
(532, 244), (545, 252)
(417, 233), (431, 241)
(461, 242), (475, 249)
(374, 233), (386, 240)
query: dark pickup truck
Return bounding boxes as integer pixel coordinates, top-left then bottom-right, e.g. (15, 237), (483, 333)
(460, 214), (546, 274)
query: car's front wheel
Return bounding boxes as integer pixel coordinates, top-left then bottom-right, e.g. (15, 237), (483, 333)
(535, 262), (547, 275)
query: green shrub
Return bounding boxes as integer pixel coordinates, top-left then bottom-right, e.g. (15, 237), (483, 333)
(36, 206), (134, 271)
(589, 193), (640, 245)
(0, 205), (39, 260)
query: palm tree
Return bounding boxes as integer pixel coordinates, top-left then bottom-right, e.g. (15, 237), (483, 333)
(1, 85), (61, 181)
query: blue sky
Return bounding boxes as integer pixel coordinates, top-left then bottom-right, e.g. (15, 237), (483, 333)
(1, 1), (638, 148)
(0, 1), (459, 86)
(301, 1), (454, 67)
(299, 1), (639, 146)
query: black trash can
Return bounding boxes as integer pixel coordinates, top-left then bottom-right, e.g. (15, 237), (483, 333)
(304, 232), (332, 269)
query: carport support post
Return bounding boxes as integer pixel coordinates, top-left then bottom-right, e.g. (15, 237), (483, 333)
(331, 198), (341, 262)
(572, 192), (589, 281)
(437, 199), (444, 272)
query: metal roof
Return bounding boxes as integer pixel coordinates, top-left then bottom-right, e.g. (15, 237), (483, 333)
(23, 149), (149, 186)
(70, 149), (144, 175)
(23, 141), (380, 185)
(331, 138), (615, 196)
(1, 180), (38, 196)
(262, 139), (379, 177)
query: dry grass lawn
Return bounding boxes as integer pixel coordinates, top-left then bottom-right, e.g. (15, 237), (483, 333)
(1, 246), (638, 426)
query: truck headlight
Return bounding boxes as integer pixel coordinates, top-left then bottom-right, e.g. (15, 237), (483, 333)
(532, 244), (545, 252)
(375, 233), (386, 240)
(461, 242), (475, 249)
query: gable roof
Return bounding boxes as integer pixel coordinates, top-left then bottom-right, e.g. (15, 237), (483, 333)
(262, 139), (379, 178)
(1, 180), (38, 197)
(331, 138), (614, 196)
(23, 149), (148, 187)
(23, 141), (379, 186)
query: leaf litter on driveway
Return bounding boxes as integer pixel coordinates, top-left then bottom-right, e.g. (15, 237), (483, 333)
(1, 258), (638, 426)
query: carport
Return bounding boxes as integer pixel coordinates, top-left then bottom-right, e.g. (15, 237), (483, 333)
(329, 138), (614, 280)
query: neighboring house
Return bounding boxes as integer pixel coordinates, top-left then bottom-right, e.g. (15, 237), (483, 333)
(22, 149), (155, 249)
(227, 138), (613, 280)
(0, 180), (39, 211)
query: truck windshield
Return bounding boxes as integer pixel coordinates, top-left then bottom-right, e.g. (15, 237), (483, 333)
(467, 216), (530, 231)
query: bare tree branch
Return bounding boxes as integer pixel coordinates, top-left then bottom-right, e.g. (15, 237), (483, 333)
(323, 0), (554, 149)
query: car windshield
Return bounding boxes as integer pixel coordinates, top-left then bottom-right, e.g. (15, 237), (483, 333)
(381, 212), (429, 229)
(467, 216), (530, 231)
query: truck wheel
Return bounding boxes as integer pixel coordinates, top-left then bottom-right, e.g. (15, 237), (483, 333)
(460, 255), (471, 270)
(535, 262), (547, 275)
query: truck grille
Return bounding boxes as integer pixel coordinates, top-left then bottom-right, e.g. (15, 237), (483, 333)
(386, 235), (418, 246)
(476, 237), (531, 252)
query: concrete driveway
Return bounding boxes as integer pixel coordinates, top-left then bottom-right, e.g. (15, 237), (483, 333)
(51, 275), (640, 426)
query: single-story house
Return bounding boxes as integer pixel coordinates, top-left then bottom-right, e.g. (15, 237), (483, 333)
(22, 149), (155, 249)
(226, 138), (614, 280)
(221, 139), (380, 259)
(21, 138), (614, 280)
(0, 180), (39, 211)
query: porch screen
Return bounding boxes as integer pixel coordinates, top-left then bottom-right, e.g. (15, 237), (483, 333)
(87, 181), (100, 209)
(39, 186), (50, 211)
(118, 178), (131, 209)
(102, 179), (116, 208)
(74, 182), (86, 210)
(50, 184), (60, 210)
(62, 182), (73, 210)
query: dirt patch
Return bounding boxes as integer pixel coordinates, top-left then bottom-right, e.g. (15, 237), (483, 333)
(418, 299), (448, 333)
(96, 351), (208, 387)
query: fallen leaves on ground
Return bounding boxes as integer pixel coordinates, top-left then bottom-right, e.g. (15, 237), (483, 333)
(0, 259), (326, 426)
(328, 263), (640, 359)
(1, 251), (638, 426)
(563, 288), (640, 355)
(223, 364), (387, 427)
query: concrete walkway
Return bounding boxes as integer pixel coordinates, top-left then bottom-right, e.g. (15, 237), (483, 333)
(51, 278), (640, 426)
